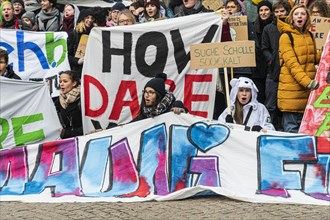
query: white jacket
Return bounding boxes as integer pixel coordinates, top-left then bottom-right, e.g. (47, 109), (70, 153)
(218, 77), (275, 131)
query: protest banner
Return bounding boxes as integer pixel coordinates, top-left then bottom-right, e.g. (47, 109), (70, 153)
(0, 113), (328, 205)
(310, 16), (330, 50)
(299, 31), (330, 137)
(81, 13), (223, 133)
(0, 30), (71, 97)
(0, 77), (62, 149)
(227, 16), (248, 41)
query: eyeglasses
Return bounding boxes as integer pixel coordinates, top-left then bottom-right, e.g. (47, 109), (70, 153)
(142, 90), (156, 96)
(119, 19), (133, 24)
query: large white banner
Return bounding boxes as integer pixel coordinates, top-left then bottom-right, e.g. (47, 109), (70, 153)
(0, 113), (328, 205)
(0, 29), (71, 97)
(82, 13), (222, 133)
(0, 77), (62, 149)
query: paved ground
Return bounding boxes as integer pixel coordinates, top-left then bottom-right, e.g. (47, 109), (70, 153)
(1, 195), (329, 220)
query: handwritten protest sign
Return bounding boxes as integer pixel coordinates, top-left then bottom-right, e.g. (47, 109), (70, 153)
(228, 16), (248, 41)
(190, 40), (255, 69)
(310, 16), (330, 50)
(75, 34), (88, 58)
(203, 0), (223, 11)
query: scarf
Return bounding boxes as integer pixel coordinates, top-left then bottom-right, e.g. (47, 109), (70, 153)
(37, 8), (60, 31)
(60, 85), (81, 109)
(182, 0), (203, 16)
(142, 92), (175, 118)
(62, 15), (74, 32)
(2, 17), (17, 29)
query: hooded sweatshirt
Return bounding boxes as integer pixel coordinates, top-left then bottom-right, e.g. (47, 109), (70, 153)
(218, 77), (274, 130)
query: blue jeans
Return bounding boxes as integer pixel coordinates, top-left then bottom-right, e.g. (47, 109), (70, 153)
(282, 112), (303, 133)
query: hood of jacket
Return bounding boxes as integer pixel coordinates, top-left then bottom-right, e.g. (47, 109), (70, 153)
(277, 16), (309, 35)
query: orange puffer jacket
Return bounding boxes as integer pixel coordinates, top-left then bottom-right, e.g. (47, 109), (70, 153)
(277, 18), (321, 113)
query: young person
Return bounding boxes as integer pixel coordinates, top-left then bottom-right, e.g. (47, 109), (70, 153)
(60, 3), (80, 33)
(218, 77), (275, 131)
(55, 70), (83, 139)
(261, 0), (291, 130)
(0, 48), (21, 79)
(277, 4), (321, 133)
(106, 2), (126, 27)
(253, 0), (274, 105)
(36, 0), (61, 31)
(1, 1), (19, 29)
(139, 0), (166, 22)
(132, 73), (188, 122)
(308, 0), (330, 17)
(67, 8), (97, 75)
(21, 11), (38, 31)
(117, 9), (136, 26)
(12, 0), (25, 19)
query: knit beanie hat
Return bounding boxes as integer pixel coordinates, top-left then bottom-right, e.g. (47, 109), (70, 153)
(144, 73), (167, 98)
(257, 0), (272, 12)
(144, 0), (160, 9)
(112, 2), (126, 11)
(77, 8), (94, 24)
(22, 11), (35, 25)
(12, 0), (24, 8)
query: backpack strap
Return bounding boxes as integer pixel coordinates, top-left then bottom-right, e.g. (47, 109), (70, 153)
(308, 31), (317, 65)
(285, 32), (300, 65)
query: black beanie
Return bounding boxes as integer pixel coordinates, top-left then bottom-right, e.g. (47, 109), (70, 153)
(257, 1), (272, 12)
(77, 8), (94, 24)
(144, 73), (167, 98)
(12, 0), (25, 8)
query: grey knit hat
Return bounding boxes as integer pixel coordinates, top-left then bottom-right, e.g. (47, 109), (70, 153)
(22, 11), (36, 25)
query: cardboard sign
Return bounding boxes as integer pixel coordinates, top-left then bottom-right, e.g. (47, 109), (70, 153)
(228, 16), (248, 41)
(203, 0), (223, 11)
(310, 16), (330, 50)
(75, 34), (89, 58)
(190, 40), (256, 69)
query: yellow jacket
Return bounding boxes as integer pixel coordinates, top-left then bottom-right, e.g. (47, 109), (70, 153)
(277, 18), (321, 113)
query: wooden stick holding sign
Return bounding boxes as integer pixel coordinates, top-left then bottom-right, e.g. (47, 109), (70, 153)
(190, 40), (256, 115)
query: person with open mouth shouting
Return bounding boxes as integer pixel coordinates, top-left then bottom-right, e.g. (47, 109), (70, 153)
(277, 4), (322, 133)
(12, 0), (26, 19)
(218, 77), (275, 132)
(1, 1), (20, 29)
(131, 73), (188, 122)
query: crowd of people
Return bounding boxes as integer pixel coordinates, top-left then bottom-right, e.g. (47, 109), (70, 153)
(1, 0), (328, 138)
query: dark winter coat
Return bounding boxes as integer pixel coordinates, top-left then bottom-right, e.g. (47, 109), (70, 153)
(3, 65), (21, 80)
(261, 18), (281, 81)
(55, 98), (83, 139)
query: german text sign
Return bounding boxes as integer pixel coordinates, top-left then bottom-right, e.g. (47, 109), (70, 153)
(190, 40), (256, 69)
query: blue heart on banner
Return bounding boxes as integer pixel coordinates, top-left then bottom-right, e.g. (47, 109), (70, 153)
(188, 122), (230, 152)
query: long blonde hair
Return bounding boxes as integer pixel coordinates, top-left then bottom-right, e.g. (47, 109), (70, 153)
(286, 4), (311, 32)
(75, 18), (97, 33)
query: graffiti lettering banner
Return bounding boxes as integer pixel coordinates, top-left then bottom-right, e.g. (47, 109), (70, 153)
(81, 13), (222, 133)
(0, 113), (329, 205)
(299, 31), (330, 137)
(0, 77), (61, 149)
(0, 29), (71, 97)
